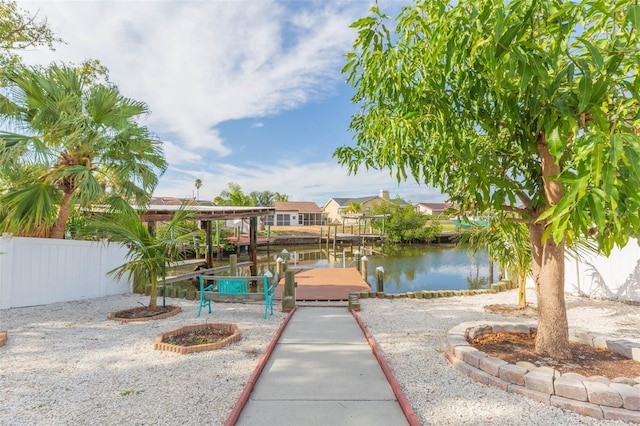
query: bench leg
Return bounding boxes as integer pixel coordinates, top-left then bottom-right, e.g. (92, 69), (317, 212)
(264, 294), (274, 320)
(197, 299), (211, 318)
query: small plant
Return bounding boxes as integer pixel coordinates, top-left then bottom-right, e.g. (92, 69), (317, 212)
(120, 389), (145, 397)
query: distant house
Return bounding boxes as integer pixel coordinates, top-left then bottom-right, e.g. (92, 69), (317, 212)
(265, 201), (326, 226)
(323, 190), (407, 224)
(415, 202), (451, 216)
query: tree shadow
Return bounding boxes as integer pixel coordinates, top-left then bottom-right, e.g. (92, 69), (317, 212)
(578, 258), (640, 302)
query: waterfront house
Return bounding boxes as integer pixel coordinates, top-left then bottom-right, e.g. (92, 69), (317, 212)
(415, 202), (452, 216)
(265, 201), (326, 226)
(323, 190), (407, 224)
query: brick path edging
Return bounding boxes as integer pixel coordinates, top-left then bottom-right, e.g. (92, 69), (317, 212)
(445, 321), (640, 423)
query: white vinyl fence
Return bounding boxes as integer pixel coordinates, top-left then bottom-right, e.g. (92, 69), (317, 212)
(565, 238), (640, 303)
(0, 235), (131, 309)
(1, 234), (638, 309)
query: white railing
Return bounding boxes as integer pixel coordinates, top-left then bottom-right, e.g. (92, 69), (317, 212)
(0, 234), (130, 309)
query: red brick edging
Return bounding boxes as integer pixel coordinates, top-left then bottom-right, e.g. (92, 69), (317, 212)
(108, 305), (181, 322)
(154, 323), (241, 354)
(224, 307), (297, 426)
(353, 311), (421, 426)
(446, 321), (640, 423)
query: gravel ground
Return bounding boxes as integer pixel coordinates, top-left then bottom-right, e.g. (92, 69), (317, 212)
(1, 295), (288, 425)
(1, 290), (639, 425)
(357, 289), (640, 426)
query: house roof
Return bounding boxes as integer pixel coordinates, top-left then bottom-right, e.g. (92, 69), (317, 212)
(139, 205), (274, 221)
(416, 202), (450, 209)
(327, 196), (383, 207)
(273, 201), (322, 213)
(325, 195), (409, 208)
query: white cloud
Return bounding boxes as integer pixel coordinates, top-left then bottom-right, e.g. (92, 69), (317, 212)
(14, 1), (443, 205)
(17, 0), (365, 161)
(155, 159), (445, 206)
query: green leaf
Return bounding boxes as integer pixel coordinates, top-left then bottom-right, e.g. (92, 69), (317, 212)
(495, 24), (522, 59)
(592, 145), (603, 185)
(609, 134), (622, 165)
(588, 193), (605, 231)
(578, 76), (592, 112)
(628, 5), (640, 31)
(547, 127), (563, 159)
(579, 37), (604, 71)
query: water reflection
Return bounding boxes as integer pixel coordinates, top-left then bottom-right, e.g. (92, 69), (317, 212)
(253, 244), (489, 293)
(364, 245), (490, 293)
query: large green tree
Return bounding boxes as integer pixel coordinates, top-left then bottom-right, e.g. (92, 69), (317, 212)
(0, 64), (167, 238)
(0, 0), (60, 68)
(335, 0), (640, 358)
(372, 202), (442, 243)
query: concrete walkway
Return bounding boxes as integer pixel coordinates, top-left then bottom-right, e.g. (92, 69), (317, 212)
(235, 306), (410, 426)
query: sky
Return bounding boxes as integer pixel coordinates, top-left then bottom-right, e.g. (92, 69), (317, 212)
(15, 0), (447, 206)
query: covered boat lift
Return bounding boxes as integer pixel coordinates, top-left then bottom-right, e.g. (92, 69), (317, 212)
(139, 205), (275, 275)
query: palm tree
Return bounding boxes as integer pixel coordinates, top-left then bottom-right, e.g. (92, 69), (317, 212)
(345, 202), (362, 214)
(194, 179), (202, 201)
(462, 218), (532, 306)
(250, 190), (276, 207)
(0, 64), (167, 238)
(273, 192), (288, 202)
(82, 205), (200, 310)
(214, 182), (253, 206)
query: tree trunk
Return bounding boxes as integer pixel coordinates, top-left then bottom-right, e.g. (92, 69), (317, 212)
(529, 131), (572, 359)
(517, 273), (527, 307)
(488, 256), (494, 283)
(148, 285), (158, 310)
(529, 224), (571, 359)
(50, 191), (74, 239)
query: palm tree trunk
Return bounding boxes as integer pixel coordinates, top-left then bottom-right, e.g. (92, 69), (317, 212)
(148, 285), (158, 310)
(50, 191), (73, 239)
(517, 273), (527, 307)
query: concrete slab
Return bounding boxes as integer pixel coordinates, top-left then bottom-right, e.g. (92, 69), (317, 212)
(279, 307), (366, 344)
(236, 400), (407, 426)
(251, 343), (393, 400)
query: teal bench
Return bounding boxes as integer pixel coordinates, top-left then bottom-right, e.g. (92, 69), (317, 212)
(197, 273), (275, 320)
(218, 278), (249, 295)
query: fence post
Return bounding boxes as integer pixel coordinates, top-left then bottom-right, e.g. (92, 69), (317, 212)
(376, 266), (384, 293)
(361, 255), (368, 281)
(230, 254), (238, 276)
(282, 270), (296, 312)
(276, 256), (284, 278)
(0, 234), (11, 309)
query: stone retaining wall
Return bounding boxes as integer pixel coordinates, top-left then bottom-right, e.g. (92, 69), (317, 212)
(446, 321), (640, 423)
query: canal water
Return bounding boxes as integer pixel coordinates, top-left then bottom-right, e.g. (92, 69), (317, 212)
(257, 244), (490, 294)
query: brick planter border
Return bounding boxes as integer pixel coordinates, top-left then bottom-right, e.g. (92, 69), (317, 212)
(446, 321), (640, 423)
(154, 322), (241, 354)
(108, 305), (182, 323)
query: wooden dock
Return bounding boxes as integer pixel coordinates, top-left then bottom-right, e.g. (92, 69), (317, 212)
(274, 267), (371, 301)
